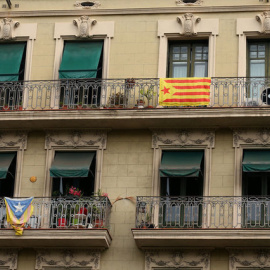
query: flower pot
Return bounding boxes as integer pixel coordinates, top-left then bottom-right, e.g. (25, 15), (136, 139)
(57, 218), (67, 227)
(79, 207), (88, 215)
(94, 219), (104, 228)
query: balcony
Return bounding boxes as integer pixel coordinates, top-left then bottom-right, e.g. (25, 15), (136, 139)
(1, 77), (270, 129)
(132, 196), (270, 249)
(0, 196), (112, 249)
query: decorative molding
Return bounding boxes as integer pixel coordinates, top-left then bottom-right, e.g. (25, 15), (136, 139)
(177, 13), (201, 35)
(73, 16), (97, 38)
(233, 128), (270, 148)
(0, 18), (20, 40)
(0, 131), (27, 150)
(45, 129), (107, 150)
(74, 1), (101, 9)
(145, 249), (210, 270)
(0, 249), (18, 270)
(176, 0), (203, 5)
(35, 249), (100, 270)
(152, 129), (215, 149)
(228, 248), (270, 270)
(256, 11), (270, 34)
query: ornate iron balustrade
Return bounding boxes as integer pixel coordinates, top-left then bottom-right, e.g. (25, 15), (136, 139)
(0, 196), (111, 229)
(1, 77), (270, 111)
(136, 196), (270, 229)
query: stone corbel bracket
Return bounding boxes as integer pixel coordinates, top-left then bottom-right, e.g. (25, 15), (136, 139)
(73, 16), (97, 38)
(0, 18), (20, 40)
(177, 13), (201, 35)
(176, 0), (203, 5)
(256, 11), (270, 34)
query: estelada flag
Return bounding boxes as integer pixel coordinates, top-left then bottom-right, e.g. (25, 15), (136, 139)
(4, 197), (34, 235)
(159, 77), (211, 106)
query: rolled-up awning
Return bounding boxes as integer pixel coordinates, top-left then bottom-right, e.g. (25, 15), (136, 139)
(0, 43), (26, 82)
(50, 152), (95, 178)
(243, 150), (270, 172)
(160, 151), (203, 177)
(0, 152), (16, 179)
(59, 41), (103, 79)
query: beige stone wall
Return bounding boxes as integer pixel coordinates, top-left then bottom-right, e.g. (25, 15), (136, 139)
(17, 250), (36, 270)
(20, 131), (46, 197)
(0, 10), (266, 80)
(211, 129), (234, 196)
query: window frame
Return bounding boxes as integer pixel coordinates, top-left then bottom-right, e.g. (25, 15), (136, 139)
(168, 41), (209, 78)
(157, 17), (219, 78)
(44, 130), (108, 197)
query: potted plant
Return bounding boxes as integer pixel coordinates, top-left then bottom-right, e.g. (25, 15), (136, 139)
(108, 92), (128, 108)
(77, 102), (83, 109)
(136, 99), (145, 109)
(59, 101), (68, 110)
(125, 78), (135, 89)
(139, 86), (156, 108)
(92, 189), (109, 228)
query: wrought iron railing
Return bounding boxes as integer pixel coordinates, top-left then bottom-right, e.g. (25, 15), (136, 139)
(0, 196), (111, 229)
(136, 196), (270, 229)
(1, 77), (270, 111)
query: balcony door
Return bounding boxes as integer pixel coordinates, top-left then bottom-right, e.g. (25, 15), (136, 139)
(0, 43), (26, 110)
(159, 150), (204, 228)
(59, 41), (103, 108)
(168, 41), (208, 78)
(242, 150), (270, 227)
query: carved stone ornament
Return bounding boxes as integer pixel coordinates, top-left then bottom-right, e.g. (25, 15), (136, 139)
(0, 18), (20, 40)
(256, 11), (270, 34)
(176, 0), (203, 5)
(228, 248), (270, 270)
(0, 249), (18, 270)
(35, 249), (100, 270)
(152, 129), (215, 149)
(45, 129), (108, 150)
(74, 1), (101, 9)
(0, 131), (27, 150)
(233, 128), (270, 148)
(177, 13), (201, 36)
(145, 249), (210, 270)
(73, 16), (97, 38)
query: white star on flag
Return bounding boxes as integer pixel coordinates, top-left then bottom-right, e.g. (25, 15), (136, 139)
(14, 202), (24, 213)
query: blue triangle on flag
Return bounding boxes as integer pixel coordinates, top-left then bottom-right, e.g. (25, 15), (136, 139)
(5, 197), (33, 220)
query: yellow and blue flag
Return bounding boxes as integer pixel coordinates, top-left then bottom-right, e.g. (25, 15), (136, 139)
(4, 197), (34, 235)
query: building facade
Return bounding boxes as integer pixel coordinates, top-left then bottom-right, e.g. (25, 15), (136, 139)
(1, 0), (270, 270)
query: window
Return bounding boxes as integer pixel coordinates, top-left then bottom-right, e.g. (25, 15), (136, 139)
(242, 150), (270, 227)
(0, 43), (26, 109)
(168, 41), (208, 78)
(247, 40), (270, 78)
(0, 152), (17, 197)
(50, 151), (96, 197)
(59, 41), (103, 108)
(159, 150), (204, 228)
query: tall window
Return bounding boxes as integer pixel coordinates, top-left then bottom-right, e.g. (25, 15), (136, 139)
(59, 41), (103, 107)
(50, 151), (96, 197)
(0, 43), (26, 109)
(0, 152), (17, 197)
(159, 150), (204, 228)
(242, 150), (270, 227)
(247, 40), (270, 77)
(168, 41), (208, 78)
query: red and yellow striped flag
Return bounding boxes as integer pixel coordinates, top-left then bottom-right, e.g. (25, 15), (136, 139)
(159, 77), (211, 106)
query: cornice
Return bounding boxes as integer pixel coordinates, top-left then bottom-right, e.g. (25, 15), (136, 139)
(0, 5), (270, 18)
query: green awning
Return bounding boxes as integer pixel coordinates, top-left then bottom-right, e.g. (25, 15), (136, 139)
(0, 43), (25, 82)
(0, 152), (16, 179)
(160, 151), (203, 177)
(50, 152), (95, 178)
(59, 41), (103, 79)
(243, 150), (270, 172)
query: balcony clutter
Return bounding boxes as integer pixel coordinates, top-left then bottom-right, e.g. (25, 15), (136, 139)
(0, 196), (111, 230)
(1, 77), (270, 111)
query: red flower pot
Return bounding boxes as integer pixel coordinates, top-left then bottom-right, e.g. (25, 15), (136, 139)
(58, 218), (67, 227)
